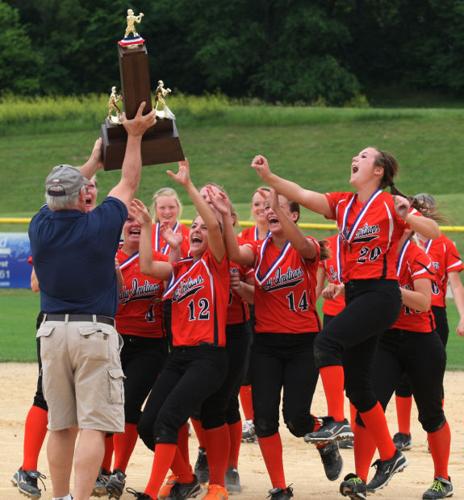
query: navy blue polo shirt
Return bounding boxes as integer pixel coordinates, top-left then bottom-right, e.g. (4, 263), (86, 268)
(29, 197), (128, 316)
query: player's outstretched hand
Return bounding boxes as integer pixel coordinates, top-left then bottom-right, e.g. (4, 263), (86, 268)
(130, 198), (151, 226)
(457, 318), (464, 337)
(160, 222), (183, 249)
(251, 155), (272, 180)
(208, 188), (232, 217)
(393, 195), (411, 220)
(167, 159), (191, 187)
(121, 102), (156, 137)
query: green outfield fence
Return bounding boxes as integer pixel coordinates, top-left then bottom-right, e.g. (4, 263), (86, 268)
(1, 217), (464, 233)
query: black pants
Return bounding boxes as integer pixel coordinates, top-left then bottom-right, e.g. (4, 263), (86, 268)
(138, 345), (227, 448)
(396, 305), (449, 399)
(33, 312), (48, 411)
(241, 307), (254, 386)
(120, 335), (168, 424)
(198, 323), (252, 429)
(364, 329), (446, 433)
(314, 279), (402, 412)
(251, 333), (319, 438)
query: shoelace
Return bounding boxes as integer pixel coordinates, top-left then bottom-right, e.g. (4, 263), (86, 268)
(430, 480), (446, 493)
(28, 471), (47, 492)
(126, 487), (150, 499)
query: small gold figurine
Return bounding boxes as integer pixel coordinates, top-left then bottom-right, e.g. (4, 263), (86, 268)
(107, 86), (122, 124)
(124, 8), (144, 38)
(154, 80), (175, 119)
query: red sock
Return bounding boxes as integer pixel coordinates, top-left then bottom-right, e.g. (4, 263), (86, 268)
(205, 425), (230, 486)
(240, 385), (254, 421)
(395, 396), (412, 435)
(171, 446), (194, 483)
(360, 402), (396, 461)
(349, 403), (357, 428)
(320, 365), (345, 421)
(145, 443), (177, 498)
(22, 405), (48, 470)
(101, 434), (114, 472)
(354, 423), (376, 482)
(177, 423), (191, 466)
(228, 420), (242, 468)
(191, 418), (207, 449)
(428, 421), (451, 479)
(258, 433), (286, 489)
(113, 423), (138, 473)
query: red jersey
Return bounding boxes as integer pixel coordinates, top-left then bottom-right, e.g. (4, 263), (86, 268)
(151, 221), (190, 258)
(115, 249), (167, 338)
(392, 240), (435, 333)
(163, 250), (230, 347)
(239, 225), (268, 242)
(321, 234), (345, 316)
(227, 261), (251, 325)
(419, 234), (464, 308)
(250, 236), (321, 334)
(325, 190), (408, 281)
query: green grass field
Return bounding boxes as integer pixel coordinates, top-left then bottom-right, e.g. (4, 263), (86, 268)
(0, 99), (463, 366)
(1, 290), (463, 369)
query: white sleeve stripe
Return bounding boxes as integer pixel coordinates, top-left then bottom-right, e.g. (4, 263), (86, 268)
(447, 261), (462, 270)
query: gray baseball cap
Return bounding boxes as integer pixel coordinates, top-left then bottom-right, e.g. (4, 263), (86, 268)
(45, 164), (90, 197)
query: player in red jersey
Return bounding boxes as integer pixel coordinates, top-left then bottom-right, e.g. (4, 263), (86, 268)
(102, 215), (171, 499)
(238, 187), (270, 443)
(249, 148), (440, 495)
(346, 230), (453, 499)
(210, 187), (342, 500)
(150, 187), (190, 258)
(13, 173), (99, 499)
(126, 160), (230, 500)
(393, 193), (464, 452)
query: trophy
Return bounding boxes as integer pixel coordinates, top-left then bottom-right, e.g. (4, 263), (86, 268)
(100, 9), (184, 170)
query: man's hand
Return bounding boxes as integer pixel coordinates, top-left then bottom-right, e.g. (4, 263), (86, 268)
(121, 102), (156, 137)
(167, 159), (191, 187)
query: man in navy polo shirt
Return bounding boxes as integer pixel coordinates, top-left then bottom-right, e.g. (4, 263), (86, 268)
(29, 102), (156, 500)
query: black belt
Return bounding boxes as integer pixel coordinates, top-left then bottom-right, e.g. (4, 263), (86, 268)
(44, 314), (114, 327)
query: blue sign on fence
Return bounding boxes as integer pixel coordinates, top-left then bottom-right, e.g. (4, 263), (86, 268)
(0, 233), (31, 288)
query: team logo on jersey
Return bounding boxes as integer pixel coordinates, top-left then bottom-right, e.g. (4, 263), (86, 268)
(352, 223), (380, 243)
(120, 278), (161, 302)
(432, 260), (440, 270)
(172, 275), (205, 302)
(262, 266), (304, 292)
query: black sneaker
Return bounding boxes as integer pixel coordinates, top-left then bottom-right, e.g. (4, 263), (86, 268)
(304, 418), (353, 443)
(339, 438), (354, 449)
(393, 432), (412, 451)
(339, 473), (367, 499)
(317, 441), (343, 481)
(106, 469), (127, 499)
(126, 488), (153, 499)
(366, 449), (408, 492)
(225, 466), (242, 493)
(11, 467), (46, 498)
(267, 486), (294, 499)
(194, 447), (209, 484)
(166, 475), (202, 499)
(423, 477), (453, 499)
(92, 468), (111, 497)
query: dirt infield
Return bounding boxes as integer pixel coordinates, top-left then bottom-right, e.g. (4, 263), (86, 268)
(1, 363), (463, 500)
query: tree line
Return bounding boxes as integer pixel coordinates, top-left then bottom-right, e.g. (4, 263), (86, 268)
(3, 0), (464, 105)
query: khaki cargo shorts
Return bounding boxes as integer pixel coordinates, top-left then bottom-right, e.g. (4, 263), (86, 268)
(37, 317), (125, 433)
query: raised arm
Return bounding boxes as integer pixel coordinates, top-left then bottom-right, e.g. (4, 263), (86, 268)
(80, 138), (104, 180)
(167, 159), (225, 263)
(109, 102), (157, 208)
(251, 155), (332, 218)
(130, 199), (173, 280)
(394, 196), (440, 240)
(208, 189), (255, 267)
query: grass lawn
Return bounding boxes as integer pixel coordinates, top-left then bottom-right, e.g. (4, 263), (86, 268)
(1, 289), (463, 369)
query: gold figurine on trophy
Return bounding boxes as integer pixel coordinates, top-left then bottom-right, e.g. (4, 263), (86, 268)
(154, 80), (175, 119)
(107, 86), (122, 124)
(124, 9), (144, 38)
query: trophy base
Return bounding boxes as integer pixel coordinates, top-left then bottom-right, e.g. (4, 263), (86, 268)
(100, 117), (185, 171)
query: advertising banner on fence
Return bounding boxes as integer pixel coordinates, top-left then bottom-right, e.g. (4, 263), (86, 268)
(0, 233), (31, 288)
